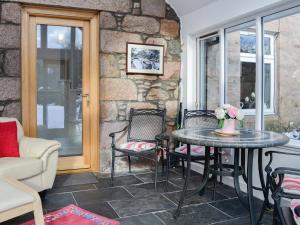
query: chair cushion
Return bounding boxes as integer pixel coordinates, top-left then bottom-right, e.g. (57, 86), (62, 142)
(119, 142), (156, 152)
(0, 158), (43, 180)
(175, 145), (214, 156)
(282, 175), (300, 195)
(0, 121), (19, 157)
(291, 199), (300, 225)
(0, 179), (34, 213)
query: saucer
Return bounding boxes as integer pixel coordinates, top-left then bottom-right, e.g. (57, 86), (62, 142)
(214, 129), (240, 136)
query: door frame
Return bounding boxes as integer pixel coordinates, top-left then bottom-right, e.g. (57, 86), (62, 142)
(21, 6), (100, 173)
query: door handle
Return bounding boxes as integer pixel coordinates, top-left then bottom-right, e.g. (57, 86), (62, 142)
(79, 93), (89, 105)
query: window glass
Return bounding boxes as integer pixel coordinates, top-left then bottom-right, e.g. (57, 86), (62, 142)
(263, 11), (300, 147)
(198, 35), (220, 110)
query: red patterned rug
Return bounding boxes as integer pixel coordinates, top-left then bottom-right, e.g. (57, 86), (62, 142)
(21, 204), (120, 225)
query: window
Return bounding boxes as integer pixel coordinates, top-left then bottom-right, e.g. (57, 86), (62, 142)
(196, 4), (300, 147)
(197, 34), (220, 110)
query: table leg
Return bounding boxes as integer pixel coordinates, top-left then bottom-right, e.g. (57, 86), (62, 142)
(173, 146), (210, 218)
(258, 149), (271, 223)
(173, 144), (191, 218)
(247, 149), (257, 225)
(233, 148), (249, 209)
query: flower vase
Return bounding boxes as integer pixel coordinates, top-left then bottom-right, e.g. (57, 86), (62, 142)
(222, 119), (236, 133)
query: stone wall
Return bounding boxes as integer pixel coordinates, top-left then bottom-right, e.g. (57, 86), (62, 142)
(0, 2), (21, 119)
(0, 0), (181, 174)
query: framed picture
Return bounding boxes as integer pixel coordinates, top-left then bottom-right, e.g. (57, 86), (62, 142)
(126, 43), (164, 75)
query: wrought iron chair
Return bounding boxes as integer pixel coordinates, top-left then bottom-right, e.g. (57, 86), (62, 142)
(165, 109), (223, 192)
(109, 108), (166, 190)
(264, 150), (300, 225)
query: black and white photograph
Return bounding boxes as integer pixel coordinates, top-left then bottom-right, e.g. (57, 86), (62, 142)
(126, 43), (164, 75)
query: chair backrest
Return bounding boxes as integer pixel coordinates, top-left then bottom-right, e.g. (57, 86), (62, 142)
(0, 117), (24, 142)
(182, 109), (217, 129)
(127, 108), (166, 142)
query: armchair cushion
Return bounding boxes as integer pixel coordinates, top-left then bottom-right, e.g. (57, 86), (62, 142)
(119, 142), (156, 152)
(0, 158), (42, 180)
(19, 137), (61, 159)
(0, 121), (19, 157)
(282, 174), (300, 195)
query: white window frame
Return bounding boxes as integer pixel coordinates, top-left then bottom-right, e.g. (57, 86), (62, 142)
(239, 31), (275, 116)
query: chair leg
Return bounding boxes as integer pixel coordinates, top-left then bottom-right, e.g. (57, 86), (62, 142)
(219, 152), (223, 184)
(154, 150), (158, 191)
(161, 148), (165, 174)
(165, 150), (170, 191)
(33, 196), (45, 225)
(181, 158), (185, 178)
(111, 148), (115, 186)
(128, 155), (132, 173)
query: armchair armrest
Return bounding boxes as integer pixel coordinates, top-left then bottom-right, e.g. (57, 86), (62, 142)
(19, 137), (61, 159)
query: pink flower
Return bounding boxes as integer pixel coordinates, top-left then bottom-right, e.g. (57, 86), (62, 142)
(227, 106), (238, 118)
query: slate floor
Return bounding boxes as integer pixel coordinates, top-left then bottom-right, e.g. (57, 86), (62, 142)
(3, 168), (273, 225)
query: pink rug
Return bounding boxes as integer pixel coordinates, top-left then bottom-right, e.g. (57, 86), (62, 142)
(21, 204), (120, 225)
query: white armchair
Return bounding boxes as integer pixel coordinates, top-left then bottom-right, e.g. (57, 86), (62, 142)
(0, 117), (61, 193)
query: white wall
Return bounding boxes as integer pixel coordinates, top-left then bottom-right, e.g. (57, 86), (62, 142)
(179, 0), (300, 200)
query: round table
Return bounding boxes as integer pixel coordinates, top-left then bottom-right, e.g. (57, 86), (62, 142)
(171, 128), (289, 225)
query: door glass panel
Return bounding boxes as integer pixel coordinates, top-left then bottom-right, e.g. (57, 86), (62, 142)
(36, 24), (83, 157)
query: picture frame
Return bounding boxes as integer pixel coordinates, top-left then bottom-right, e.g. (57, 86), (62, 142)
(126, 43), (164, 76)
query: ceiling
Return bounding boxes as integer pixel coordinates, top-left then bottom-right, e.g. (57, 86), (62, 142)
(167, 0), (218, 16)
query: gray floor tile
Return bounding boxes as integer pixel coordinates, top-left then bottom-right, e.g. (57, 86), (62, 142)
(109, 196), (176, 217)
(96, 175), (144, 189)
(210, 198), (262, 218)
(163, 188), (227, 206)
(54, 172), (98, 187)
(125, 181), (180, 198)
(48, 183), (97, 194)
(73, 187), (133, 205)
(170, 175), (207, 190)
(135, 171), (181, 183)
(42, 193), (76, 211)
(117, 214), (165, 225)
(1, 212), (34, 225)
(78, 202), (119, 219)
(155, 203), (231, 225)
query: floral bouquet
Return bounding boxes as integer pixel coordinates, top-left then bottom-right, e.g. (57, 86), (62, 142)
(214, 104), (244, 132)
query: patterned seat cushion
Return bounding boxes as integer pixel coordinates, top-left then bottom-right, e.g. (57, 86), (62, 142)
(175, 145), (214, 157)
(290, 199), (300, 225)
(282, 175), (300, 195)
(119, 142), (156, 152)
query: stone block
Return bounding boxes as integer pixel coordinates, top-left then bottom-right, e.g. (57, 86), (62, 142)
(167, 39), (181, 56)
(146, 88), (169, 100)
(145, 37), (167, 55)
(1, 3), (21, 24)
(165, 100), (178, 119)
(101, 54), (121, 77)
(0, 25), (20, 48)
(4, 50), (20, 77)
(2, 101), (21, 121)
(100, 12), (117, 29)
(7, 0), (132, 13)
(160, 19), (179, 38)
(101, 30), (142, 53)
(122, 15), (160, 34)
(141, 0), (165, 18)
(0, 78), (20, 101)
(161, 61), (180, 80)
(100, 78), (138, 100)
(100, 101), (118, 121)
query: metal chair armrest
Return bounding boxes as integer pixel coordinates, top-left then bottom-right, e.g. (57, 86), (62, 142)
(109, 126), (128, 138)
(273, 167), (300, 177)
